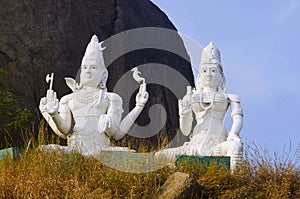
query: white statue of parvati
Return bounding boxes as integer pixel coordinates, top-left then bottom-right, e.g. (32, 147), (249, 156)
(39, 35), (148, 156)
(156, 42), (243, 170)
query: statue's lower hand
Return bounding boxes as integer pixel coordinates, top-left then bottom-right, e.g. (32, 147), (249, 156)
(135, 83), (149, 107)
(98, 115), (111, 133)
(227, 131), (241, 142)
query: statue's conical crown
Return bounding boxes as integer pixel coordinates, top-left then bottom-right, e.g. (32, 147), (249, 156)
(82, 35), (106, 68)
(199, 42), (222, 71)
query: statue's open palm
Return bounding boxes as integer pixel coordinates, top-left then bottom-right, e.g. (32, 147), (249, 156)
(135, 84), (149, 107)
(45, 90), (59, 115)
(179, 86), (192, 115)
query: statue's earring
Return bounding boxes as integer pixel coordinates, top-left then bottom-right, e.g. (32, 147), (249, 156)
(99, 70), (108, 89)
(99, 82), (105, 89)
(75, 82), (83, 90)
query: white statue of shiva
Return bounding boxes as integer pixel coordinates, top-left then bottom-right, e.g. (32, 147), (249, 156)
(39, 35), (149, 156)
(156, 42), (243, 170)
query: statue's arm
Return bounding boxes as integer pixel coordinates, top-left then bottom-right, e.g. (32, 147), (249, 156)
(115, 84), (149, 140)
(227, 94), (243, 141)
(50, 95), (72, 135)
(39, 92), (72, 139)
(115, 105), (143, 140)
(179, 86), (193, 136)
(179, 109), (193, 137)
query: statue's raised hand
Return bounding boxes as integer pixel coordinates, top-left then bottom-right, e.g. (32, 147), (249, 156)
(178, 86), (192, 116)
(135, 83), (149, 107)
(45, 90), (59, 115)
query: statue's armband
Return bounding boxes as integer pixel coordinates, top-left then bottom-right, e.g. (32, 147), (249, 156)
(106, 93), (124, 114)
(227, 94), (243, 118)
(60, 95), (70, 104)
(105, 93), (124, 135)
(59, 94), (72, 114)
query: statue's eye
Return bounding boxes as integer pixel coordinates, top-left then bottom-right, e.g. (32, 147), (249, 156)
(83, 66), (87, 69)
(92, 66), (96, 69)
(203, 69), (207, 73)
(212, 69), (216, 73)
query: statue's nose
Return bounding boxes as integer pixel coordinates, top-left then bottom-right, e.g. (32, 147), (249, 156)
(205, 73), (212, 78)
(85, 66), (92, 72)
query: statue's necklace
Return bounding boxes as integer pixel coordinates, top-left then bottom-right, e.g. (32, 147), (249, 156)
(75, 91), (100, 105)
(200, 92), (216, 110)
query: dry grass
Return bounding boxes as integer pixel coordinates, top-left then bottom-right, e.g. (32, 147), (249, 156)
(0, 123), (299, 198)
(0, 149), (173, 198)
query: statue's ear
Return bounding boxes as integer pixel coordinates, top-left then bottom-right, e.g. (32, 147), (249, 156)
(101, 70), (108, 82)
(65, 77), (76, 92)
(100, 70), (108, 84)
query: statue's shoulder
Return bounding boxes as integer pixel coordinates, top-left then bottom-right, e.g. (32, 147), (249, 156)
(106, 92), (122, 102)
(60, 93), (74, 104)
(227, 94), (241, 103)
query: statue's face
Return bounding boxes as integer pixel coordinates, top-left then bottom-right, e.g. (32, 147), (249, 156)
(198, 64), (222, 88)
(80, 58), (104, 87)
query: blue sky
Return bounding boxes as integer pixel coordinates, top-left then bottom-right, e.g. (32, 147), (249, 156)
(151, 0), (300, 156)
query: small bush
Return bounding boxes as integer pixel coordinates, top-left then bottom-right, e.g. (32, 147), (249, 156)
(0, 69), (32, 148)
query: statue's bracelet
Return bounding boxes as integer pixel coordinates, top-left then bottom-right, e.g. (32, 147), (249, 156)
(136, 103), (145, 107)
(179, 113), (192, 118)
(49, 112), (59, 117)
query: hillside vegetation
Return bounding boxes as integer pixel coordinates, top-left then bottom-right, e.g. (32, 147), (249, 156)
(0, 123), (299, 199)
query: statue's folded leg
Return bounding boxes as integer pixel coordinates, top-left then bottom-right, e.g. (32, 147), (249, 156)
(155, 145), (189, 163)
(215, 141), (243, 171)
(38, 144), (76, 154)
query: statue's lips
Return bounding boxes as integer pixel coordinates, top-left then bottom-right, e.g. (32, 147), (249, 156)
(205, 77), (212, 81)
(83, 75), (92, 78)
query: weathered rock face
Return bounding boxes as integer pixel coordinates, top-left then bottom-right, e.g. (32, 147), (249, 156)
(159, 172), (202, 199)
(0, 0), (194, 147)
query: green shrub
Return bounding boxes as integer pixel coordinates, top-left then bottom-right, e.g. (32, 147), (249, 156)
(0, 68), (32, 148)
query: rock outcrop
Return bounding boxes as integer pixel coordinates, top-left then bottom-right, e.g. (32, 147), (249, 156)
(159, 172), (202, 199)
(0, 0), (194, 147)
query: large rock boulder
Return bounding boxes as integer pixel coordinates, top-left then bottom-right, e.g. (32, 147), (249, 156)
(0, 0), (194, 148)
(159, 172), (202, 199)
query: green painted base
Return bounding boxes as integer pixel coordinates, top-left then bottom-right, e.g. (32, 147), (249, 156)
(0, 147), (23, 160)
(175, 155), (230, 169)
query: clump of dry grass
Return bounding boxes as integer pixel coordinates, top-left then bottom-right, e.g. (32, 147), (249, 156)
(194, 143), (300, 199)
(0, 122), (299, 198)
(0, 122), (174, 198)
(0, 144), (174, 198)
